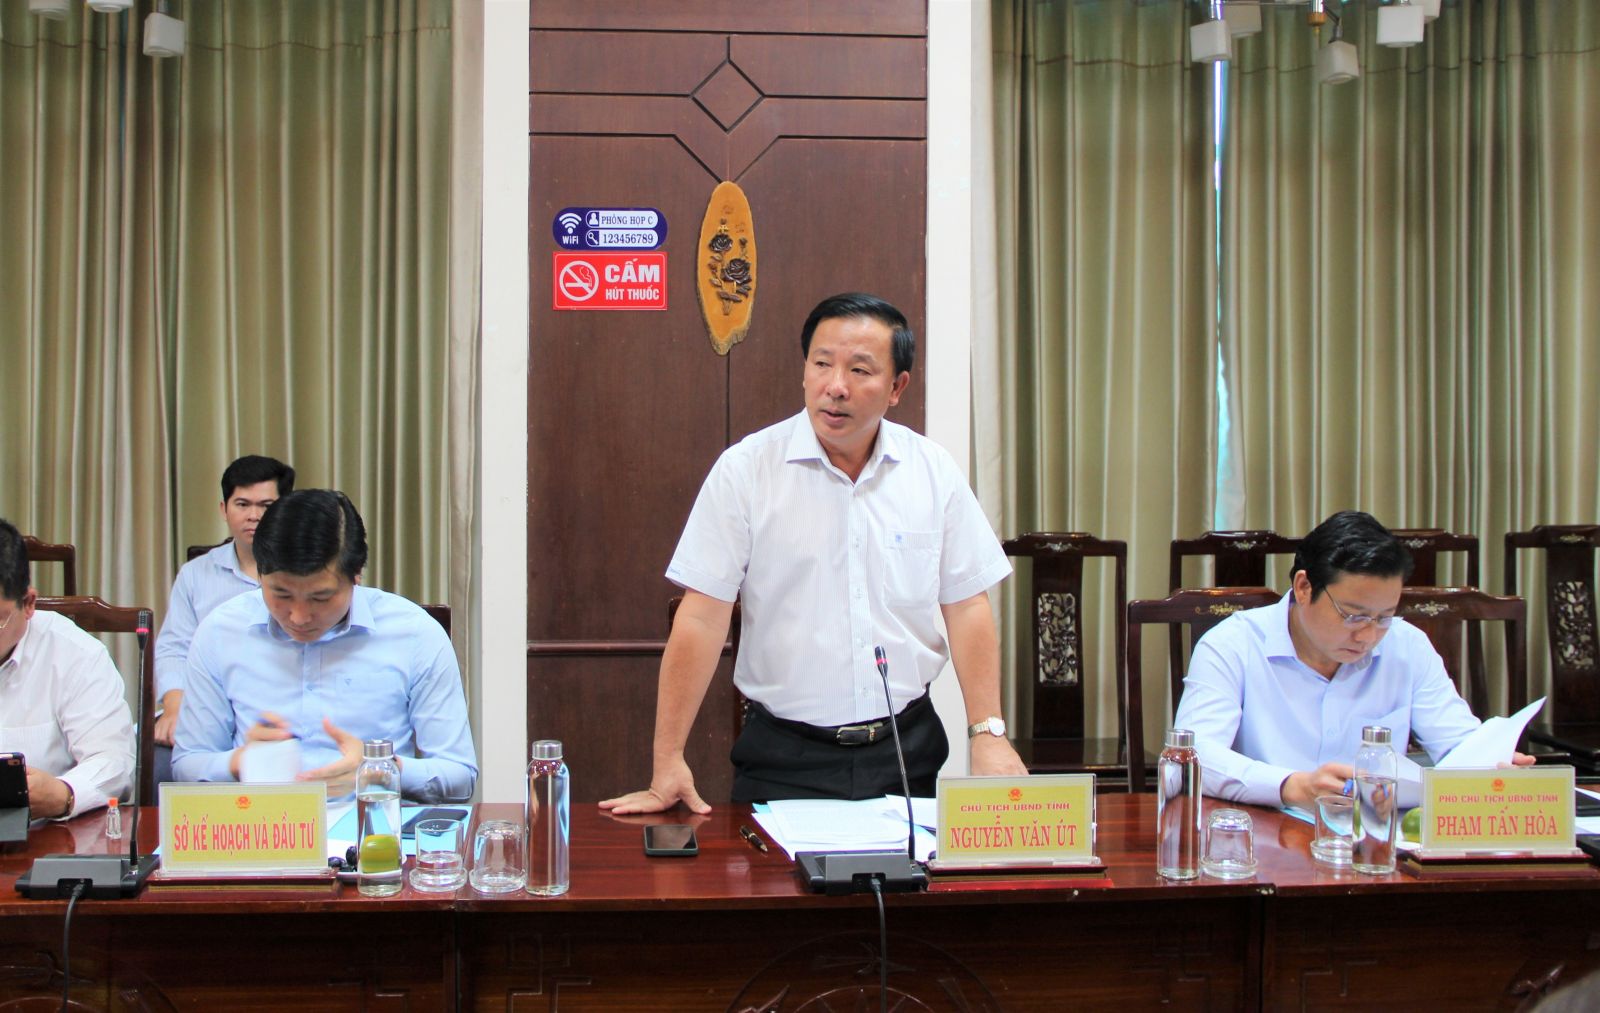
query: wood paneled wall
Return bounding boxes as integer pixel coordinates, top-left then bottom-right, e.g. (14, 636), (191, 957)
(528, 1), (928, 800)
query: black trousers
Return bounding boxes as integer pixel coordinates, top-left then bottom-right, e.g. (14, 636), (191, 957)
(730, 691), (949, 803)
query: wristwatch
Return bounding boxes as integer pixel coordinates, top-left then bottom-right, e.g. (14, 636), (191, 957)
(967, 716), (1006, 739)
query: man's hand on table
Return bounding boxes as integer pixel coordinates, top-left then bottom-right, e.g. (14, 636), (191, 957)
(969, 733), (1028, 777)
(598, 754), (712, 815)
(1279, 762), (1354, 810)
(25, 767), (72, 819)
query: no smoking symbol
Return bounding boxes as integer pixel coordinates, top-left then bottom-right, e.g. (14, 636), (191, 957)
(557, 260), (599, 302)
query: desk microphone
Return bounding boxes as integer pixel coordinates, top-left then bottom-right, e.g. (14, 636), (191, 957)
(15, 609), (161, 899)
(795, 645), (928, 895)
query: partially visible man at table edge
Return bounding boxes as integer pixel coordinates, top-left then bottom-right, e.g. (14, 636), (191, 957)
(0, 517), (136, 819)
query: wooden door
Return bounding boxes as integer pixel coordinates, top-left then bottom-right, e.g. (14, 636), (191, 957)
(528, 2), (927, 800)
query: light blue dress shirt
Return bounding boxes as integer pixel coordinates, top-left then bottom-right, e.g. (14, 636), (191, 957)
(1172, 592), (1480, 806)
(171, 585), (478, 802)
(154, 541), (258, 699)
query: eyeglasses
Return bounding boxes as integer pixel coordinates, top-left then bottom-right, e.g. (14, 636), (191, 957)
(1324, 592), (1396, 630)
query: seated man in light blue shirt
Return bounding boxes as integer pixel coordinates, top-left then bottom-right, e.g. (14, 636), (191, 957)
(172, 489), (477, 802)
(1173, 510), (1532, 810)
(154, 454), (295, 747)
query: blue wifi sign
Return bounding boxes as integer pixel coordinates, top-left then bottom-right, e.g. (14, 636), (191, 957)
(551, 207), (667, 250)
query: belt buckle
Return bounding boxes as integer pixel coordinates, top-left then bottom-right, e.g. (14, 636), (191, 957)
(835, 722), (881, 747)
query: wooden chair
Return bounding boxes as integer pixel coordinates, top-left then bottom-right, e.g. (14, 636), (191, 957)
(1167, 530), (1299, 687)
(1001, 533), (1128, 787)
(1392, 529), (1480, 587)
(1389, 529), (1484, 705)
(1394, 587), (1526, 720)
(185, 537), (232, 562)
(667, 596), (743, 736)
(33, 595), (156, 806)
(1125, 587), (1282, 792)
(21, 535), (78, 596)
(417, 603), (451, 638)
(1505, 525), (1600, 764)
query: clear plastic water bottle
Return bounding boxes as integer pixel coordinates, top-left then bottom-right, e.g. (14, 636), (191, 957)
(525, 739), (570, 896)
(1156, 728), (1202, 881)
(1353, 725), (1398, 875)
(356, 739), (403, 897)
(104, 797), (122, 840)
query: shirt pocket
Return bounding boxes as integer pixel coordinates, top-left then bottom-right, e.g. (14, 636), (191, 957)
(883, 531), (941, 607)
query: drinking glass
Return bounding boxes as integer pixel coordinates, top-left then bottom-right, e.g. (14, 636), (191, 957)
(470, 819), (527, 894)
(410, 818), (467, 892)
(1311, 793), (1355, 868)
(1201, 808), (1257, 879)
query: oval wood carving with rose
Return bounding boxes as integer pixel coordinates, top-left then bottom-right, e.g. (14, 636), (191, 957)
(698, 180), (756, 355)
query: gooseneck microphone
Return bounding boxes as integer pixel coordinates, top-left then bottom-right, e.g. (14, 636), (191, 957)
(874, 646), (918, 869)
(794, 646), (928, 895)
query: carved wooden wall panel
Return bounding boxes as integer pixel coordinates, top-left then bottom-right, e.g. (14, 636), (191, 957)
(527, 1), (927, 800)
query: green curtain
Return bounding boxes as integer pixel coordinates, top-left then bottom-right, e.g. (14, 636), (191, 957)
(0, 1), (454, 638)
(1221, 1), (1600, 702)
(984, 0), (1217, 744)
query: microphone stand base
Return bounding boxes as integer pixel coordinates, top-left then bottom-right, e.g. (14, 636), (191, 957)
(15, 853), (160, 899)
(796, 850), (928, 895)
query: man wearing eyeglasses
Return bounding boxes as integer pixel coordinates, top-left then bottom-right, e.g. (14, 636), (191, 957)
(0, 519), (136, 819)
(1173, 510), (1534, 809)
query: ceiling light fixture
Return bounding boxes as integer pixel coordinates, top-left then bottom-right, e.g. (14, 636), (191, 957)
(1377, 0), (1425, 47)
(1191, 0), (1232, 64)
(30, 0), (72, 19)
(143, 9), (185, 56)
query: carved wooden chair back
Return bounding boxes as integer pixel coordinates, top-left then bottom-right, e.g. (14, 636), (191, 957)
(1395, 587), (1526, 719)
(1505, 525), (1600, 722)
(1126, 587), (1282, 793)
(1001, 533), (1129, 785)
(1167, 530), (1300, 687)
(22, 535), (78, 596)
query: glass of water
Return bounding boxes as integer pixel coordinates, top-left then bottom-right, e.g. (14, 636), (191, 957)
(469, 819), (527, 894)
(1311, 793), (1355, 868)
(410, 817), (467, 892)
(1201, 808), (1258, 880)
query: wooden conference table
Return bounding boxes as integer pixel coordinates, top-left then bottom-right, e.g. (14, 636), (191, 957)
(2, 796), (1598, 1011)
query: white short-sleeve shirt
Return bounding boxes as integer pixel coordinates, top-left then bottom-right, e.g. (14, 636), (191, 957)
(666, 412), (1011, 727)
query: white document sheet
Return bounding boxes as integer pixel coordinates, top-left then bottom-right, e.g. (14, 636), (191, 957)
(752, 796), (937, 861)
(239, 738), (302, 784)
(1437, 697), (1546, 769)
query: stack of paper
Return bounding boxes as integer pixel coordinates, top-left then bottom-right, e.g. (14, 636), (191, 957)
(751, 796), (937, 861)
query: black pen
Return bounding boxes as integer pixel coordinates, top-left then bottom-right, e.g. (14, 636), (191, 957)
(738, 824), (769, 853)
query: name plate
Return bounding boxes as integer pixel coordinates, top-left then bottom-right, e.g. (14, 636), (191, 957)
(159, 783), (329, 876)
(933, 774), (1098, 869)
(1418, 766), (1579, 857)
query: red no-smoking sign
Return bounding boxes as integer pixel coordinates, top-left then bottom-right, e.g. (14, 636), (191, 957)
(552, 252), (667, 311)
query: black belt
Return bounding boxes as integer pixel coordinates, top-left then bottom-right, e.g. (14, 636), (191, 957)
(747, 691), (933, 748)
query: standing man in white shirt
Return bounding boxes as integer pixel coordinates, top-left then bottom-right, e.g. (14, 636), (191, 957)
(153, 455), (294, 747)
(601, 293), (1026, 814)
(0, 518), (135, 819)
(1173, 510), (1534, 809)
